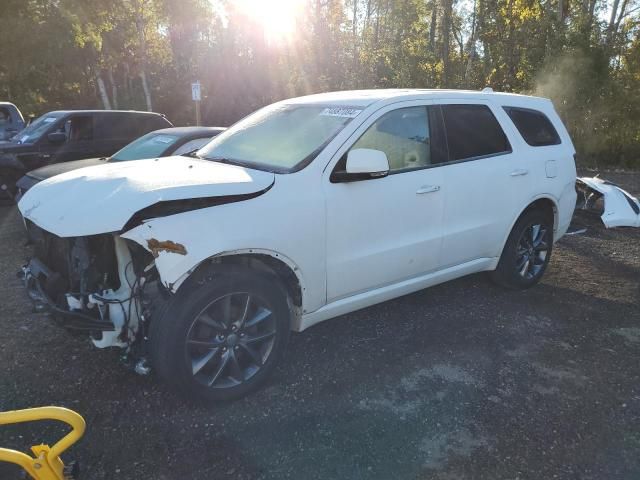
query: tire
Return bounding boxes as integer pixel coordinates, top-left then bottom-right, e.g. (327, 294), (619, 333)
(149, 264), (291, 402)
(491, 209), (554, 289)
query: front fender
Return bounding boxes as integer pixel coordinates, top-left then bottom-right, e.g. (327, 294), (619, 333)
(121, 212), (307, 294)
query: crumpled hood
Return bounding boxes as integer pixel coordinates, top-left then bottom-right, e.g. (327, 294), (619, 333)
(18, 156), (275, 237)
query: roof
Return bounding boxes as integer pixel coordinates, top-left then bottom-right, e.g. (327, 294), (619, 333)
(45, 110), (166, 116)
(285, 89), (549, 108)
(151, 126), (226, 137)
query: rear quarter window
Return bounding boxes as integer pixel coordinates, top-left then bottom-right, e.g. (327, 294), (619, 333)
(440, 104), (511, 161)
(95, 114), (171, 140)
(95, 113), (137, 140)
(139, 115), (172, 136)
(503, 107), (561, 147)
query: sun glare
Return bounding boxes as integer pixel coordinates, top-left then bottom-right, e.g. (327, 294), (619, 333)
(234, 0), (302, 44)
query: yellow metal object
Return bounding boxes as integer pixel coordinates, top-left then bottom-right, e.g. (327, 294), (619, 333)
(0, 406), (85, 479)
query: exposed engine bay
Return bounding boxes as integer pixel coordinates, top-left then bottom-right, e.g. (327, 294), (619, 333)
(16, 157), (277, 375)
(21, 221), (158, 370)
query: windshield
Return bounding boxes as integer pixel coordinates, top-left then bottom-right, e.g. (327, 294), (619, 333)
(110, 133), (180, 161)
(198, 104), (363, 172)
(15, 112), (64, 144)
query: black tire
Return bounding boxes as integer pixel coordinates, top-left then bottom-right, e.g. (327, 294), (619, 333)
(149, 264), (291, 402)
(491, 209), (554, 289)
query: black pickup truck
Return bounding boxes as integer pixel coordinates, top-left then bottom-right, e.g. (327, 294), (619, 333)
(0, 102), (26, 141)
(0, 110), (172, 204)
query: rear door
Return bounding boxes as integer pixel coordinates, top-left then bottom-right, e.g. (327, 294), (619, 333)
(94, 113), (141, 157)
(436, 101), (528, 268)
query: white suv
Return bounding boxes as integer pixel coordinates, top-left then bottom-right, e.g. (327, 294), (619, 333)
(19, 89), (577, 401)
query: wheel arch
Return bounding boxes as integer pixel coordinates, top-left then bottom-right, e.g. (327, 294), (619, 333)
(498, 195), (559, 259)
(176, 249), (306, 331)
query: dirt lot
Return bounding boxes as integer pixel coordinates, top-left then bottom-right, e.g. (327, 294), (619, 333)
(1, 171), (639, 480)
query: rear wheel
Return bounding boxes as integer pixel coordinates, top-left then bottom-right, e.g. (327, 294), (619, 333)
(149, 264), (290, 402)
(491, 209), (553, 289)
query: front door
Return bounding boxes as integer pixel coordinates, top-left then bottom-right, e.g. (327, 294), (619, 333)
(324, 102), (448, 302)
(50, 114), (96, 164)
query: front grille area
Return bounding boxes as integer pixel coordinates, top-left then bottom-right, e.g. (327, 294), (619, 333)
(28, 221), (73, 288)
(26, 221), (121, 304)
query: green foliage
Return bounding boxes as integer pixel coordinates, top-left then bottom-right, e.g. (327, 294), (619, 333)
(0, 0), (638, 166)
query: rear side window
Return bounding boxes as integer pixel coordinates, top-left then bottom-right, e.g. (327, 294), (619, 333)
(96, 114), (171, 140)
(139, 115), (172, 136)
(503, 107), (561, 146)
(441, 104), (511, 161)
(97, 114), (136, 140)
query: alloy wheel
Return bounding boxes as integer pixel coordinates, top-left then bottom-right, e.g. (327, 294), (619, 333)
(515, 223), (550, 280)
(185, 292), (276, 389)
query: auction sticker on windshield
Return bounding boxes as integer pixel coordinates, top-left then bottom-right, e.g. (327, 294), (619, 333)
(320, 107), (362, 118)
(154, 135), (175, 144)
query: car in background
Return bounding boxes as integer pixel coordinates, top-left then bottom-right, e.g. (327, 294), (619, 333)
(15, 127), (226, 197)
(0, 110), (173, 204)
(0, 102), (26, 141)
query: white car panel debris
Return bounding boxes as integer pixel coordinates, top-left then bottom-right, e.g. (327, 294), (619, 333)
(577, 177), (640, 228)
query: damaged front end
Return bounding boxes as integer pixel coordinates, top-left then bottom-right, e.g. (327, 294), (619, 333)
(21, 220), (157, 361)
(576, 177), (640, 228)
(16, 157), (276, 373)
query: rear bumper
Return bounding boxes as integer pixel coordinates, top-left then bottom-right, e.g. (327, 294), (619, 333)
(555, 181), (578, 241)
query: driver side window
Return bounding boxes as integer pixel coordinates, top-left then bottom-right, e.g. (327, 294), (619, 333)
(64, 116), (94, 142)
(351, 106), (431, 172)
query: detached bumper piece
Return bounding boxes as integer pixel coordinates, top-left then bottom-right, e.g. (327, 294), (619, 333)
(576, 177), (640, 228)
(22, 259), (115, 332)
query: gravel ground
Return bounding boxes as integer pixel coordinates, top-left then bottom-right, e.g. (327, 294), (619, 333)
(0, 171), (639, 480)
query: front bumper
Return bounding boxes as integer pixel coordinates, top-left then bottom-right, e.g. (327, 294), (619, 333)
(21, 259), (115, 332)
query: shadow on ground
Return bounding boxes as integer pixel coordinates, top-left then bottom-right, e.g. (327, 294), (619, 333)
(0, 171), (639, 479)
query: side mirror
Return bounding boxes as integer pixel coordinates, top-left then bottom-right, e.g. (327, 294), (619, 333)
(47, 132), (67, 144)
(331, 148), (390, 183)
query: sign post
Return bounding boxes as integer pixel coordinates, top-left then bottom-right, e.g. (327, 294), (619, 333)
(191, 81), (201, 126)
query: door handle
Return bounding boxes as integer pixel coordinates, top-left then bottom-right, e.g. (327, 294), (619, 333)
(416, 185), (440, 194)
(510, 169), (529, 177)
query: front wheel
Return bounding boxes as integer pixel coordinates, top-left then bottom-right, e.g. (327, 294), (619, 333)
(491, 209), (554, 289)
(149, 264), (291, 402)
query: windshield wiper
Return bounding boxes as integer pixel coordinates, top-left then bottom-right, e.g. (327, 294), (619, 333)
(181, 149), (203, 158)
(207, 156), (244, 166)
